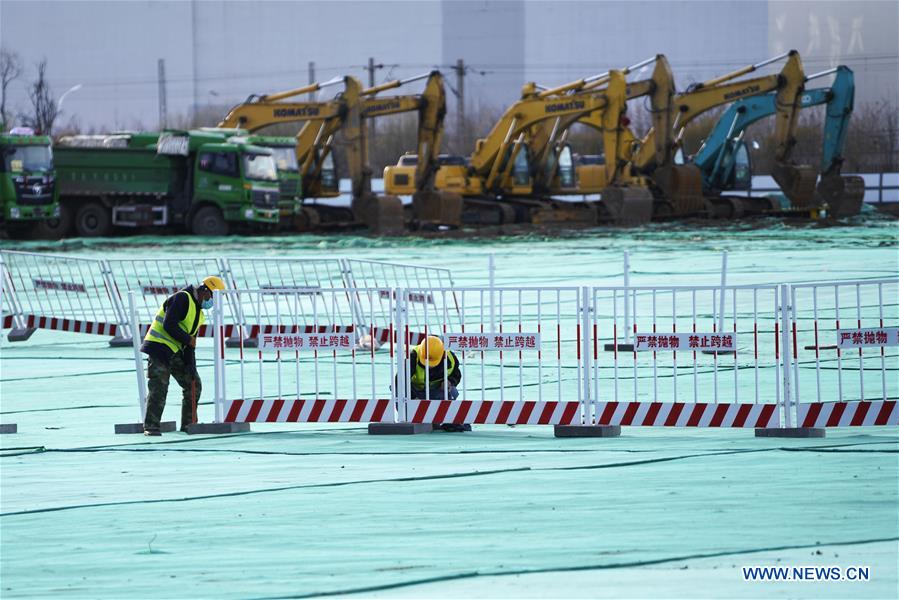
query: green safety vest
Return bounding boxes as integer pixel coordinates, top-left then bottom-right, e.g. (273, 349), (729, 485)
(143, 290), (205, 353)
(411, 351), (457, 389)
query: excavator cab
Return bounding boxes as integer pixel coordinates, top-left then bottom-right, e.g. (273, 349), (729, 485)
(731, 141), (752, 191)
(543, 144), (577, 191)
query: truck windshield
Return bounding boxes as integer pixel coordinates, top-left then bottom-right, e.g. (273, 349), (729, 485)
(3, 145), (52, 172)
(243, 153), (278, 181)
(269, 147), (298, 173)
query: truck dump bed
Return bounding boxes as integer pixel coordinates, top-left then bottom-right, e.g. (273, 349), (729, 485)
(55, 145), (179, 198)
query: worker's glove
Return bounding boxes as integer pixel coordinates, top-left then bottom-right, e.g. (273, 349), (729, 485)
(189, 336), (197, 348)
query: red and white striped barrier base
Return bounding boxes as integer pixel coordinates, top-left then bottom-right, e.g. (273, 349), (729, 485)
(594, 401), (779, 428)
(798, 400), (897, 427)
(407, 400), (582, 425)
(16, 314), (119, 336)
(223, 398), (393, 423)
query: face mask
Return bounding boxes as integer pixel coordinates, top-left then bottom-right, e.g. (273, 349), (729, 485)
(201, 298), (213, 310)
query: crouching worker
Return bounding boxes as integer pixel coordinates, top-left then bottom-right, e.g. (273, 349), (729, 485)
(140, 276), (227, 436)
(408, 335), (469, 432)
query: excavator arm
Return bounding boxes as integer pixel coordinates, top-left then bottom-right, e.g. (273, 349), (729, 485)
(467, 78), (623, 193)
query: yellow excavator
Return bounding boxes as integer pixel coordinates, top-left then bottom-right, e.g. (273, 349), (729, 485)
(386, 69), (657, 225)
(356, 71), (465, 228)
(219, 76), (407, 233)
(525, 56), (676, 215)
(628, 50), (811, 217)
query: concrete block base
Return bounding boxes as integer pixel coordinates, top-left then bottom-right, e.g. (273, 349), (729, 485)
(755, 427), (825, 438)
(186, 422), (251, 435)
(115, 421), (176, 434)
(226, 337), (258, 348)
(7, 327), (36, 342)
(603, 343), (634, 352)
(368, 422), (434, 435)
(108, 336), (133, 348)
(0, 423), (18, 434)
(554, 425), (622, 438)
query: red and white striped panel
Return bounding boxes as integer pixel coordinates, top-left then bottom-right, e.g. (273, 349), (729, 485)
(19, 314), (119, 336)
(223, 398), (393, 423)
(407, 400), (582, 425)
(2, 314), (12, 329)
(194, 323), (354, 338)
(798, 401), (897, 427)
(594, 401), (779, 428)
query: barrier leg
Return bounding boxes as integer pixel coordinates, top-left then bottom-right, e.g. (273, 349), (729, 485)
(187, 289), (250, 434)
(7, 327), (37, 342)
(116, 291), (175, 434)
(369, 288), (431, 435)
(0, 424), (17, 434)
(754, 285), (825, 438)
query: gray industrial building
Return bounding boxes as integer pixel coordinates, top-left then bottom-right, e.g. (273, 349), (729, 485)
(1, 0), (896, 132)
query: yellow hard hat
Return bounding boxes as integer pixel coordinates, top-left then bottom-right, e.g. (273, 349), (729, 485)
(416, 335), (444, 367)
(202, 275), (226, 291)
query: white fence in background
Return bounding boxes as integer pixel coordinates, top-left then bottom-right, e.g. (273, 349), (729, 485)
(0, 251), (459, 345)
(202, 280), (897, 430)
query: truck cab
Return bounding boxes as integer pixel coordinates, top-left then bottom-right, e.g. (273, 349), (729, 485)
(244, 135), (303, 225)
(0, 127), (60, 238)
(185, 135), (281, 232)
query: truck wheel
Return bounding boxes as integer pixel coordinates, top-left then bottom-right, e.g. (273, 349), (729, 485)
(191, 206), (228, 236)
(75, 202), (112, 237)
(33, 203), (74, 239)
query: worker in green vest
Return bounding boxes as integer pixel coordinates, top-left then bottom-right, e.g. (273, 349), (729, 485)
(407, 335), (469, 432)
(140, 276), (226, 436)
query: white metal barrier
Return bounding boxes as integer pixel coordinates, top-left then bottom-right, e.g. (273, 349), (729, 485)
(211, 288), (397, 424)
(105, 256), (232, 339)
(0, 250), (127, 340)
(588, 284), (783, 428)
(3, 252), (459, 347)
(789, 279), (898, 427)
(142, 280), (898, 431)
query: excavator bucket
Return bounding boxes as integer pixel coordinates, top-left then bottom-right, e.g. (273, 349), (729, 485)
(816, 173), (865, 218)
(412, 190), (464, 228)
(772, 162), (819, 209)
(597, 186), (654, 225)
(351, 193), (406, 235)
(651, 165), (705, 216)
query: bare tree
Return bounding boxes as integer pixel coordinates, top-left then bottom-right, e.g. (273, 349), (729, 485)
(0, 47), (23, 127)
(21, 59), (59, 135)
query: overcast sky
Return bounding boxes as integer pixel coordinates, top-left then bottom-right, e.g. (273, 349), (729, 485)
(1, 0), (896, 131)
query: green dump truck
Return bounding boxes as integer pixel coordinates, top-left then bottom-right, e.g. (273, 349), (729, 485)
(51, 129), (280, 237)
(0, 127), (61, 239)
(198, 128), (303, 228)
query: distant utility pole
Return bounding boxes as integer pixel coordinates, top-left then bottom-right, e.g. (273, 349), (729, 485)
(308, 61), (316, 101)
(453, 58), (466, 141)
(365, 57), (383, 145)
(157, 58), (167, 129)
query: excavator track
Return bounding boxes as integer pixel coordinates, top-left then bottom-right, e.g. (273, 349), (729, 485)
(772, 163), (819, 209)
(817, 174), (865, 218)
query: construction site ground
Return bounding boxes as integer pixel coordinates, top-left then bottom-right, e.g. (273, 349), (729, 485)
(1, 214), (897, 599)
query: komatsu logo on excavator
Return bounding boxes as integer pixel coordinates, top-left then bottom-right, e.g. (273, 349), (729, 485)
(363, 100), (401, 116)
(273, 107), (321, 118)
(724, 85), (761, 101)
(545, 100), (586, 113)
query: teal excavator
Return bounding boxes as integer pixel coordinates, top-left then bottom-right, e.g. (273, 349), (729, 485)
(692, 65), (864, 217)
